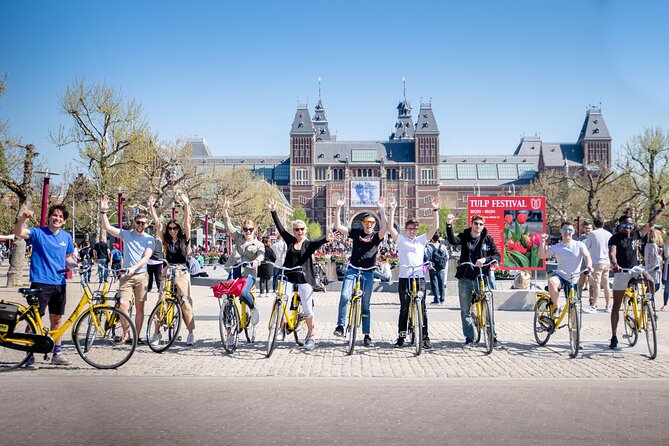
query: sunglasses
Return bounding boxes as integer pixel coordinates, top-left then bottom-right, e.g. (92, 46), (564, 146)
(242, 227), (254, 233)
(135, 221), (147, 226)
(406, 227), (419, 231)
(363, 221), (376, 225)
(168, 226), (179, 231)
(472, 222), (485, 226)
(621, 223), (635, 228)
(294, 227), (306, 232)
(561, 228), (574, 233)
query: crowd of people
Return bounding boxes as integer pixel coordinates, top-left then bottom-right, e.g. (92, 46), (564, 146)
(9, 191), (669, 366)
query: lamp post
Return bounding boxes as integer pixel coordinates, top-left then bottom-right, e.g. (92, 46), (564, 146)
(118, 190), (124, 251)
(34, 170), (60, 227)
(205, 213), (209, 254)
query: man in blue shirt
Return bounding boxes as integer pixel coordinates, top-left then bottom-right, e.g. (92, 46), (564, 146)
(15, 205), (77, 368)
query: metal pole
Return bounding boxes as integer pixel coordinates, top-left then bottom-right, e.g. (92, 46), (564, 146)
(40, 176), (50, 227)
(72, 192), (76, 243)
(118, 192), (123, 251)
(205, 214), (209, 254)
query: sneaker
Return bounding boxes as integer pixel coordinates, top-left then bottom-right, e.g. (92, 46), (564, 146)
(150, 332), (162, 345)
(276, 331), (285, 341)
(493, 337), (500, 347)
(582, 306), (596, 314)
(333, 325), (345, 337)
(423, 337), (432, 349)
(394, 336), (405, 347)
(186, 333), (196, 346)
(305, 338), (317, 351)
(605, 306), (612, 313)
(431, 300), (439, 305)
(463, 339), (474, 348)
(552, 307), (562, 319)
(51, 353), (72, 366)
(363, 335), (374, 347)
(609, 335), (618, 349)
(251, 307), (260, 326)
(23, 355), (38, 370)
(373, 278), (381, 283)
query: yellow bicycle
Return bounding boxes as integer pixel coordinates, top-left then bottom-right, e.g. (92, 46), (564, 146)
(213, 262), (258, 354)
(461, 260), (498, 354)
(620, 267), (658, 359)
(266, 265), (307, 357)
(403, 262), (430, 356)
(533, 269), (589, 358)
(147, 261), (191, 353)
(344, 264), (377, 355)
(0, 265), (137, 371)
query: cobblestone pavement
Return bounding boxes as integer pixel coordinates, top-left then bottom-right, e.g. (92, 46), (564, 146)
(2, 270), (667, 379)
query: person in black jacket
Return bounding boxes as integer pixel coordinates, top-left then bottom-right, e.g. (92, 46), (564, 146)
(445, 213), (501, 347)
(268, 198), (335, 350)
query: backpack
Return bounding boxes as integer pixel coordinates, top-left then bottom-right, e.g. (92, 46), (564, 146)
(112, 249), (122, 262)
(80, 246), (92, 264)
(431, 243), (448, 270)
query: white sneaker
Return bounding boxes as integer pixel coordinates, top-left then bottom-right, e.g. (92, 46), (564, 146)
(582, 306), (596, 314)
(186, 333), (195, 346)
(51, 353), (72, 366)
(150, 332), (162, 345)
(305, 338), (317, 351)
(552, 308), (562, 319)
(605, 306), (612, 313)
(276, 331), (285, 341)
(251, 308), (260, 325)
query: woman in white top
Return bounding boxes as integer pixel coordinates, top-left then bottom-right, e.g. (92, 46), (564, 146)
(645, 228), (663, 298)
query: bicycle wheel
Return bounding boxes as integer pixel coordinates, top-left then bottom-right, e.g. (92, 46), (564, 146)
(293, 312), (307, 347)
(644, 303), (657, 360)
(482, 299), (494, 354)
(73, 306), (136, 369)
(533, 297), (552, 346)
(244, 315), (256, 344)
(413, 298), (423, 356)
(0, 308), (38, 372)
(471, 301), (481, 344)
(147, 299), (182, 353)
(266, 300), (282, 358)
(346, 298), (360, 355)
(219, 300), (240, 354)
(568, 303), (580, 358)
(623, 297), (638, 347)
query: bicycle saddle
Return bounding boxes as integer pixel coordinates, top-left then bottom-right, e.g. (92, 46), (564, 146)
(18, 288), (41, 295)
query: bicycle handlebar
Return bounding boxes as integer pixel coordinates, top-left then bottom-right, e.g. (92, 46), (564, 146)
(346, 264), (378, 272)
(459, 259), (499, 269)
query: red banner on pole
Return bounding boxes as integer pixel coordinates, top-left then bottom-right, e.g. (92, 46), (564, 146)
(467, 196), (546, 271)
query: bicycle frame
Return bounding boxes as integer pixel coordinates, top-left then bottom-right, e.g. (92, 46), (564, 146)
(623, 271), (650, 332)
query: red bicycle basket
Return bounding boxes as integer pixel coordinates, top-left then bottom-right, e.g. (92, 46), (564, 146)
(211, 278), (246, 298)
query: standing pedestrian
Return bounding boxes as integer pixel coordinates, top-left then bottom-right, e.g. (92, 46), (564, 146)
(426, 232), (450, 304)
(584, 218), (612, 312)
(258, 237), (276, 296)
(111, 243), (123, 276)
(146, 238), (163, 293)
(93, 238), (111, 283)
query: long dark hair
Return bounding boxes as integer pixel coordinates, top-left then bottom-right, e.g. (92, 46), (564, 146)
(162, 219), (188, 255)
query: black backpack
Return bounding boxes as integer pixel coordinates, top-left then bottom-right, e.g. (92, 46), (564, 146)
(431, 243), (448, 270)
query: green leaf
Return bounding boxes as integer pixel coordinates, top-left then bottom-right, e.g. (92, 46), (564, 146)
(508, 250), (530, 267)
(503, 248), (517, 267)
(530, 246), (539, 267)
(514, 221), (522, 241)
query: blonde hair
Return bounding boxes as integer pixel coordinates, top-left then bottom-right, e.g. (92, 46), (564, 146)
(291, 219), (306, 229)
(649, 228), (664, 245)
(242, 219), (255, 228)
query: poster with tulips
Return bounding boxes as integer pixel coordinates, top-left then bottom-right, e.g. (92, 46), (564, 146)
(468, 196), (546, 271)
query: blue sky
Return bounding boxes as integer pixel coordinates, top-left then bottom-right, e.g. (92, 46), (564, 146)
(1, 0), (668, 182)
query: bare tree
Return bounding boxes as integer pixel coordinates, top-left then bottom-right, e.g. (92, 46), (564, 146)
(51, 77), (149, 240)
(619, 127), (669, 216)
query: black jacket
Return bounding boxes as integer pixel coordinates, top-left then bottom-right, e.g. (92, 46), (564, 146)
(445, 224), (501, 280)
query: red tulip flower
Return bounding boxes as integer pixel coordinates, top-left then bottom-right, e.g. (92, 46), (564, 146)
(516, 213), (528, 224)
(504, 214), (513, 225)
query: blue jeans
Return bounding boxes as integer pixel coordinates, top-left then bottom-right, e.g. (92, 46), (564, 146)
(337, 267), (374, 334)
(373, 271), (390, 282)
(429, 268), (446, 302)
(240, 275), (256, 309)
(458, 278), (476, 342)
(663, 274), (669, 306)
(97, 260), (109, 282)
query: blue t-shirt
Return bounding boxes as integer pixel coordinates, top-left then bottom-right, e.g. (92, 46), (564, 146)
(119, 229), (155, 274)
(29, 227), (74, 285)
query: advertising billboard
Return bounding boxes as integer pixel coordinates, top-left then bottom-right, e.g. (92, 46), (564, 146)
(350, 180), (380, 207)
(467, 196), (546, 270)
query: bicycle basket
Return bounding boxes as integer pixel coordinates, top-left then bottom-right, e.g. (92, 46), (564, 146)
(212, 278), (247, 298)
(0, 303), (19, 334)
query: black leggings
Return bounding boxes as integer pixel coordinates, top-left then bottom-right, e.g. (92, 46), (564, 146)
(147, 263), (162, 292)
(259, 276), (272, 294)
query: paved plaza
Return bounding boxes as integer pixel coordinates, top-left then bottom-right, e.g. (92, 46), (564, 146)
(1, 264), (667, 379)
